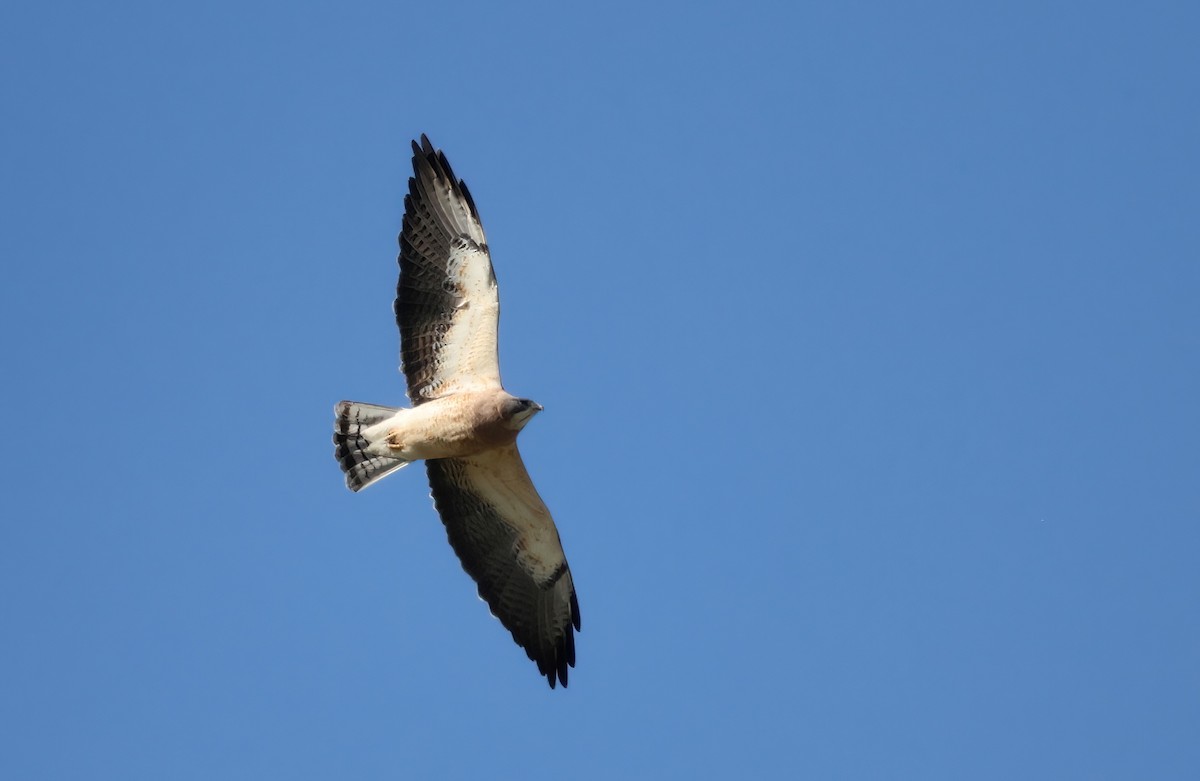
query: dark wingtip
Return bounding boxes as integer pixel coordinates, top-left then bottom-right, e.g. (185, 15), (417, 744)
(543, 654), (569, 689)
(544, 603), (579, 689)
(557, 652), (570, 688)
(406, 134), (481, 222)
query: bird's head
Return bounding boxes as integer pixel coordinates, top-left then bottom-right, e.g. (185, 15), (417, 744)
(502, 396), (544, 430)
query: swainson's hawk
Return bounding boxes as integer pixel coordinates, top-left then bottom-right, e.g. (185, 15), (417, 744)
(333, 136), (580, 688)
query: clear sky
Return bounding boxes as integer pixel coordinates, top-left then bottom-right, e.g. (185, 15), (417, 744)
(2, 1), (1197, 778)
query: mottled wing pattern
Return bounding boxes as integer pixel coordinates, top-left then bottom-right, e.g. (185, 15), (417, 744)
(396, 136), (501, 404)
(426, 445), (581, 688)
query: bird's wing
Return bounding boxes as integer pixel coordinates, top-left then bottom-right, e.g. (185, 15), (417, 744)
(396, 135), (502, 405)
(426, 444), (580, 688)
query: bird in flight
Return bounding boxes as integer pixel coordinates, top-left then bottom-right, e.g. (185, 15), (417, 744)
(333, 135), (580, 688)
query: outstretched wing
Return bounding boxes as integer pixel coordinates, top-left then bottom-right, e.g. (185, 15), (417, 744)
(426, 445), (581, 688)
(395, 135), (502, 405)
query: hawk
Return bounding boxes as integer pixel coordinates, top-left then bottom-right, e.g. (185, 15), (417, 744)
(333, 136), (580, 688)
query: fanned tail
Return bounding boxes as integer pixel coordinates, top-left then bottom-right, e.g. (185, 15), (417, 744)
(333, 401), (410, 491)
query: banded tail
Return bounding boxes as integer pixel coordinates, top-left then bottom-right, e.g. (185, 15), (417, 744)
(333, 401), (410, 491)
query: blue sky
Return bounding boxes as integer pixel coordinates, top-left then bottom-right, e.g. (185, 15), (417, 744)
(2, 1), (1198, 778)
